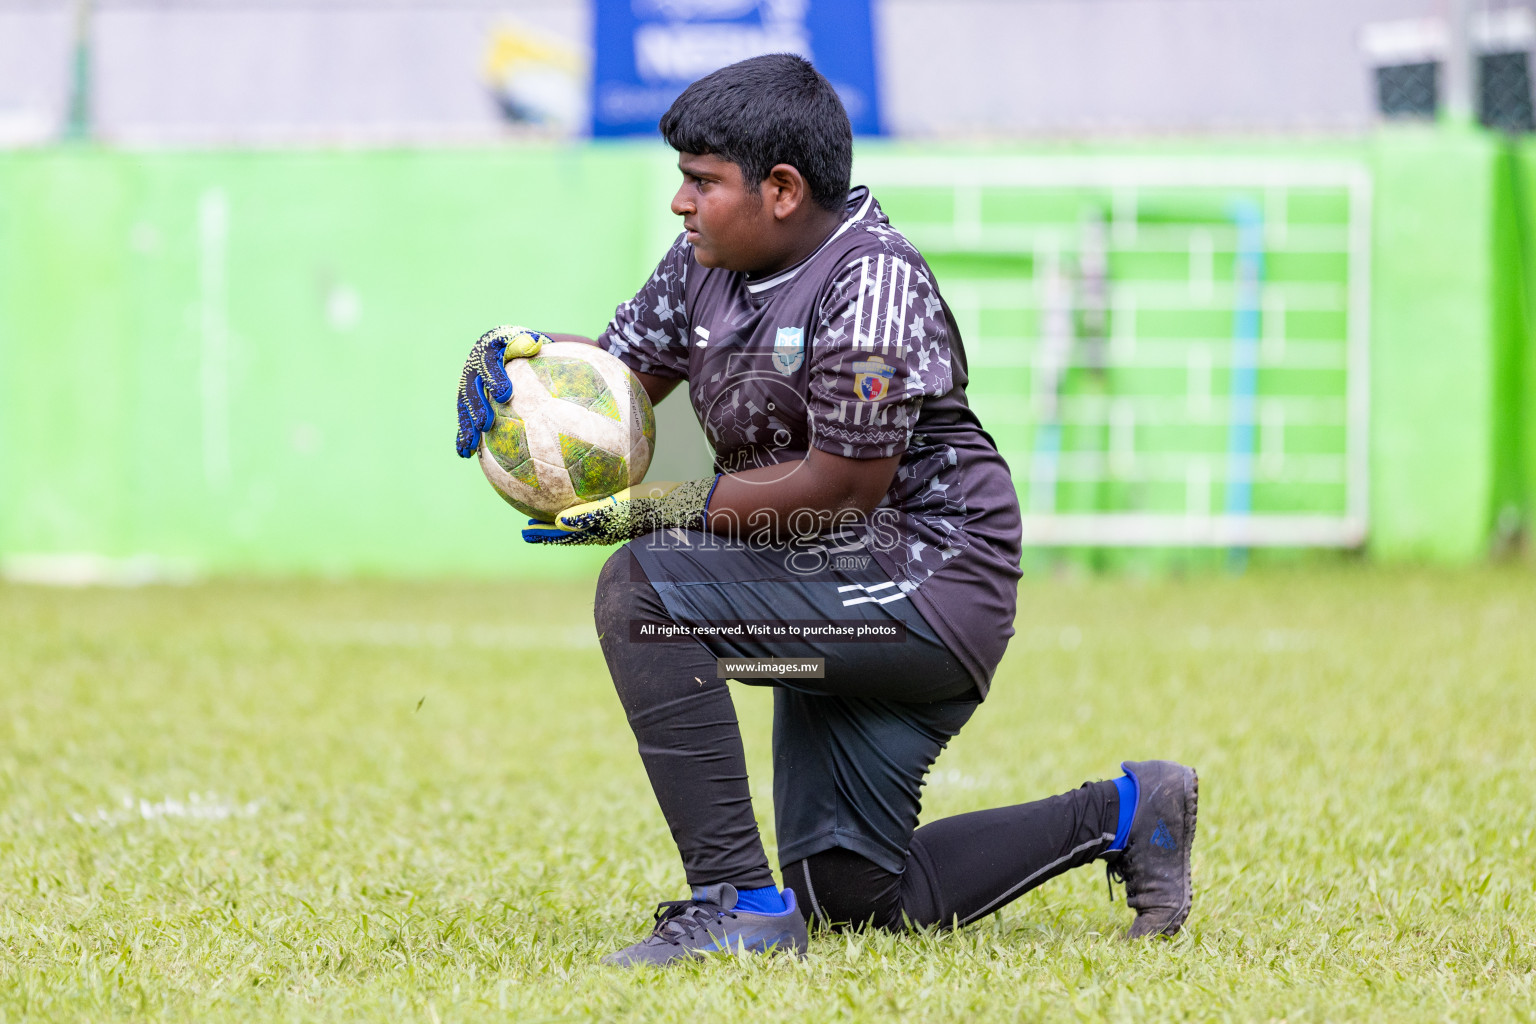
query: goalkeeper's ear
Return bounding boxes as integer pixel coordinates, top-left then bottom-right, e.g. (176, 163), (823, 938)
(763, 163), (812, 223)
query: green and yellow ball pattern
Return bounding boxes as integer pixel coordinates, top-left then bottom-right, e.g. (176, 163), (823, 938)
(477, 343), (655, 519)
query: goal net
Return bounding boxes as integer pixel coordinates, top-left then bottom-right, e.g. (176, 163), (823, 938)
(858, 156), (1371, 548)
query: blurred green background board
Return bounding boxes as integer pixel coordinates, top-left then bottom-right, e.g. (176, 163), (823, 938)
(1512, 136), (1536, 548)
(0, 131), (1531, 578)
(1368, 130), (1529, 563)
(0, 147), (679, 580)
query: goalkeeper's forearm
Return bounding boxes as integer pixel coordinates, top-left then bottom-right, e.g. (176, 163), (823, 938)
(703, 447), (902, 540)
(540, 449), (902, 547)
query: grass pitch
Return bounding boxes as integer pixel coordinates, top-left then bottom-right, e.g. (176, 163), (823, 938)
(1, 565), (1533, 1022)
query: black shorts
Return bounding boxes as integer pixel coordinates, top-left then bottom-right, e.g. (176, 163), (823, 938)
(627, 531), (984, 874)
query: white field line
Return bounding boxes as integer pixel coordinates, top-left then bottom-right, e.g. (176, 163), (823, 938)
(1, 553), (200, 586)
(70, 793), (262, 827)
(927, 768), (990, 790)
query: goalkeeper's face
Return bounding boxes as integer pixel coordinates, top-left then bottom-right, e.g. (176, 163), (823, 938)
(671, 152), (784, 276)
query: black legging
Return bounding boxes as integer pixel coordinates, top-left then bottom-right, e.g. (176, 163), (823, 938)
(594, 547), (1120, 929)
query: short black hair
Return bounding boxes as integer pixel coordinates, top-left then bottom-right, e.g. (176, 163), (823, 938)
(660, 54), (853, 212)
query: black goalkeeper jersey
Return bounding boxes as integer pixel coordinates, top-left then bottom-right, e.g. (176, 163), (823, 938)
(597, 187), (1023, 690)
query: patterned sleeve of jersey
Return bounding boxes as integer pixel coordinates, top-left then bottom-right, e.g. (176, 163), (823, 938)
(596, 235), (691, 379)
(807, 253), (956, 459)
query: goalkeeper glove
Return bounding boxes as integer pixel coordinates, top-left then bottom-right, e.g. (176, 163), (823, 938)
(521, 477), (721, 545)
(455, 325), (548, 458)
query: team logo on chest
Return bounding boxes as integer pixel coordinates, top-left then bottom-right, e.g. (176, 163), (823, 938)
(772, 326), (805, 374)
(853, 355), (895, 401)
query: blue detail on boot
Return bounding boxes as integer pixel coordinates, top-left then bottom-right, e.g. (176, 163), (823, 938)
(602, 883), (808, 966)
(731, 885), (788, 915)
(1110, 773), (1139, 851)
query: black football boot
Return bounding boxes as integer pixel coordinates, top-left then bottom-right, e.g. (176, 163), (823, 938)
(601, 884), (809, 967)
(1104, 759), (1198, 939)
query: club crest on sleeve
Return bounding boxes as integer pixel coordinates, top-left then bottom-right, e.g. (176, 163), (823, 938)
(772, 326), (805, 374)
(852, 355), (895, 401)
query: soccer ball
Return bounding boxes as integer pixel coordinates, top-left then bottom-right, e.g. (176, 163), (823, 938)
(476, 342), (655, 519)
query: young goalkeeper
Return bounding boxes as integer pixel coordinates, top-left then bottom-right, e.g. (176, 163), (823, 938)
(453, 54), (1197, 966)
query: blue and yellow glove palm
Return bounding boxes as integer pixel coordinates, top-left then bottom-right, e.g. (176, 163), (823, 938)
(522, 477), (721, 545)
(454, 325), (548, 458)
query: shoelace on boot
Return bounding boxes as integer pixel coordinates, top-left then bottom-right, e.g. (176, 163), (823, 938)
(1105, 861), (1125, 902)
(646, 899), (737, 946)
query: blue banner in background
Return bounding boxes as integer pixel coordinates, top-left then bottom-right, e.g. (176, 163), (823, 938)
(592, 0), (881, 137)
